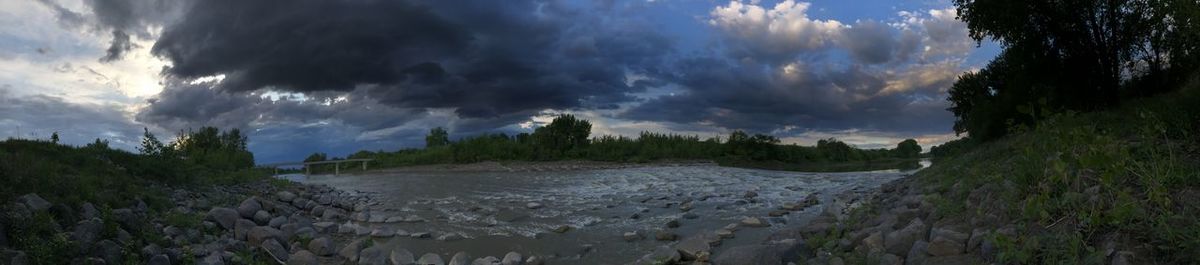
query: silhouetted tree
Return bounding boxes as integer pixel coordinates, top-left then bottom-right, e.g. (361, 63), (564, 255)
(425, 127), (450, 148)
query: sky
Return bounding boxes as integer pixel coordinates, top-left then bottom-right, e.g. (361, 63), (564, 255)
(0, 0), (1001, 163)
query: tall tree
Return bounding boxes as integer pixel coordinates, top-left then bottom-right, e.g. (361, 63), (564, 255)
(425, 127), (450, 148)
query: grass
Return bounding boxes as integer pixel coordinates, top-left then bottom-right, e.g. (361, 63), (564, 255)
(912, 78), (1200, 263)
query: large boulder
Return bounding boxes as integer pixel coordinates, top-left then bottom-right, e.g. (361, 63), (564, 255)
(448, 252), (471, 265)
(147, 254), (170, 265)
(261, 237), (290, 264)
(205, 207), (240, 230)
(238, 197), (263, 219)
(71, 218), (103, 249)
(79, 202), (99, 220)
(288, 250), (318, 265)
(501, 252), (522, 265)
(339, 238), (369, 262)
(926, 236), (965, 256)
(247, 226), (283, 247)
(675, 235), (713, 261)
(390, 249), (416, 265)
(16, 194), (51, 212)
(276, 191), (298, 203)
(110, 208), (142, 231)
(417, 253), (445, 265)
(253, 210), (272, 225)
(885, 218), (927, 256)
(307, 237), (336, 256)
(906, 240), (929, 265)
(359, 245), (389, 265)
(234, 219), (256, 240)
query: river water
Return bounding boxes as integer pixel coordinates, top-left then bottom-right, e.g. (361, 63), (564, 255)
(288, 163), (926, 264)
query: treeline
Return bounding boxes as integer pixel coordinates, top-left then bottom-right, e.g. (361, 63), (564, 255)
(947, 0), (1200, 141)
(0, 126), (262, 208)
(324, 115), (923, 170)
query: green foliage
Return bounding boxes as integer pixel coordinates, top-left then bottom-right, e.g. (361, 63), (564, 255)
(3, 212), (76, 265)
(425, 127), (450, 148)
(928, 137), (977, 158)
(947, 0), (1200, 140)
(917, 81), (1200, 263)
(893, 139), (921, 158)
(359, 116), (921, 171)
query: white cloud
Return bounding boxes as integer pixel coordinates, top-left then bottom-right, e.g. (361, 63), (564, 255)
(709, 0), (845, 60)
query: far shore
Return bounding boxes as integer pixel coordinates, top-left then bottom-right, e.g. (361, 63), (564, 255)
(365, 159), (717, 173)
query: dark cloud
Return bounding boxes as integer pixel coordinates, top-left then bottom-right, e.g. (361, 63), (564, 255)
(622, 56), (958, 136)
(146, 0), (672, 121)
(0, 88), (142, 149)
(842, 21), (920, 64)
(100, 30), (132, 62)
(36, 0), (187, 62)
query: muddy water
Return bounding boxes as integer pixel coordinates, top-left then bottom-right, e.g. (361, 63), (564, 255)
(290, 163), (925, 264)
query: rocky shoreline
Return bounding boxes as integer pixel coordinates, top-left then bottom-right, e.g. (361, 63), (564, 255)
(1, 169), (929, 265)
(0, 179), (551, 265)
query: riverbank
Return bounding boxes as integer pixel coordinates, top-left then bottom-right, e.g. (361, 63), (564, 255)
(368, 160), (716, 173)
(693, 86), (1200, 264)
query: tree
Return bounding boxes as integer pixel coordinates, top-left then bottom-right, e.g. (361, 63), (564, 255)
(425, 127), (450, 148)
(139, 128), (169, 157)
(894, 139), (922, 158)
(532, 114), (592, 157)
(50, 131), (59, 144)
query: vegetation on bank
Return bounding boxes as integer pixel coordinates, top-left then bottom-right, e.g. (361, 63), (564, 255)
(919, 79), (1200, 263)
(0, 127), (270, 264)
(302, 115), (925, 173)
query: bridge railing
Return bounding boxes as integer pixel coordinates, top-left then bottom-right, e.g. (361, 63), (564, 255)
(259, 158), (374, 176)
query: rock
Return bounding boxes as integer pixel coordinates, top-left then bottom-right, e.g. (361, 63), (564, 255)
(675, 235), (712, 261)
(247, 226), (283, 247)
(370, 226), (395, 237)
(741, 217), (769, 227)
(238, 197), (263, 219)
(683, 213), (699, 219)
(634, 246), (681, 265)
(437, 232), (465, 241)
(234, 219), (256, 240)
(665, 219), (681, 228)
(338, 222), (357, 234)
(312, 222), (336, 233)
(472, 256), (501, 265)
(524, 256), (543, 265)
(525, 202), (544, 209)
(16, 193), (51, 212)
(206, 207), (240, 230)
(307, 237), (336, 256)
(410, 232), (431, 238)
(711, 245), (785, 265)
(147, 254), (170, 265)
(448, 252), (470, 265)
(339, 238), (369, 262)
(862, 231), (884, 253)
(1111, 251), (1133, 265)
(501, 252), (522, 265)
(110, 208), (140, 231)
(927, 236), (965, 256)
(880, 254), (902, 265)
(906, 240), (929, 265)
(623, 231), (642, 242)
(71, 218), (103, 249)
(267, 216), (287, 228)
(655, 230), (678, 241)
(717, 229), (735, 239)
(359, 245), (388, 265)
(288, 250), (318, 265)
(923, 255), (979, 265)
(368, 214), (388, 223)
(552, 225), (571, 233)
(261, 237), (290, 264)
(678, 203), (694, 212)
(885, 218), (926, 256)
(967, 228), (988, 251)
(390, 249), (416, 265)
(253, 210), (271, 225)
(403, 215), (427, 223)
(80, 202), (99, 219)
(417, 253), (445, 265)
(744, 191), (759, 199)
(277, 191), (297, 202)
(92, 239), (123, 264)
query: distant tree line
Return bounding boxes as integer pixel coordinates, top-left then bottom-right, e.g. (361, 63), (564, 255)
(137, 127), (257, 183)
(948, 0), (1200, 141)
(338, 115), (923, 169)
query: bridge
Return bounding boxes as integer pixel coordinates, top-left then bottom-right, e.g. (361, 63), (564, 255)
(259, 158), (374, 176)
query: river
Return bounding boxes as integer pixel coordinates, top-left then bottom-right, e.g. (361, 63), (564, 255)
(286, 162), (927, 264)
